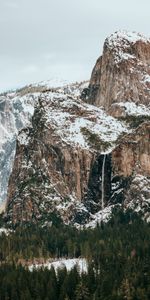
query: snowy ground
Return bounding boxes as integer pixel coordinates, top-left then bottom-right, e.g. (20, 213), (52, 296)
(84, 206), (114, 229)
(0, 228), (11, 236)
(29, 258), (88, 274)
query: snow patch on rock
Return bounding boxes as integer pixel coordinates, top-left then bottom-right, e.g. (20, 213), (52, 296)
(107, 30), (150, 49)
(84, 206), (113, 228)
(125, 175), (150, 220)
(106, 30), (150, 64)
(0, 92), (38, 205)
(44, 92), (128, 151)
(118, 101), (150, 116)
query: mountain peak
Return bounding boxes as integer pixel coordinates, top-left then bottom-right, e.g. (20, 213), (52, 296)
(106, 30), (150, 49)
(86, 30), (150, 109)
(1, 31), (150, 228)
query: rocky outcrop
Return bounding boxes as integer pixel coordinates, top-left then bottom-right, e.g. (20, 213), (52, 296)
(111, 122), (150, 217)
(85, 31), (150, 110)
(5, 84), (127, 225)
(112, 122), (150, 177)
(0, 91), (36, 207)
(6, 129), (94, 224)
(2, 32), (150, 227)
(6, 89), (150, 226)
(0, 81), (90, 210)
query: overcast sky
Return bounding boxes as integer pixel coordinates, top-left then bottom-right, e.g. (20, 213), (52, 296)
(0, 0), (150, 92)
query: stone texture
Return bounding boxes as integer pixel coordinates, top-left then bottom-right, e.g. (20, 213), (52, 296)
(5, 99), (112, 225)
(0, 91), (36, 206)
(110, 122), (150, 216)
(86, 31), (150, 110)
(112, 122), (150, 177)
(3, 31), (150, 226)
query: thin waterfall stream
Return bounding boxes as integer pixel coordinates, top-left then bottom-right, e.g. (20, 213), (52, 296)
(101, 154), (106, 210)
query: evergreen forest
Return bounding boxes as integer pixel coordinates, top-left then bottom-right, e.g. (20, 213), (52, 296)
(0, 209), (150, 300)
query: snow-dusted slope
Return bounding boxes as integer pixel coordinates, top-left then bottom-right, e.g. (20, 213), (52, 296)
(116, 101), (150, 116)
(0, 79), (86, 208)
(4, 79), (133, 226)
(1, 75), (150, 226)
(19, 90), (129, 151)
(0, 92), (38, 207)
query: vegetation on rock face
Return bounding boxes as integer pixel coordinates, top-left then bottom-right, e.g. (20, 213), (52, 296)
(118, 114), (150, 128)
(81, 127), (111, 151)
(0, 209), (150, 299)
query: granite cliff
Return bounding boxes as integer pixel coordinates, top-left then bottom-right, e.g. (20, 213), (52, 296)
(2, 31), (150, 227)
(5, 82), (127, 226)
(84, 31), (150, 111)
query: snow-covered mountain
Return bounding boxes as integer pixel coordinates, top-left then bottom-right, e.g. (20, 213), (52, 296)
(1, 31), (150, 227)
(85, 30), (150, 109)
(3, 80), (130, 226)
(0, 90), (37, 210)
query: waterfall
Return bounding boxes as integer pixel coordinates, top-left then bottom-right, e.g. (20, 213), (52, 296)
(101, 154), (106, 210)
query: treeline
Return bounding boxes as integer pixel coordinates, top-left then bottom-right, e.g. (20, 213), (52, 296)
(0, 209), (149, 263)
(0, 209), (150, 299)
(0, 257), (150, 300)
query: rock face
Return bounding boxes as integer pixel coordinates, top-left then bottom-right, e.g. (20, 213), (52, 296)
(5, 82), (127, 225)
(6, 115), (93, 223)
(85, 31), (150, 110)
(2, 31), (150, 227)
(0, 91), (36, 207)
(112, 122), (150, 178)
(0, 81), (87, 208)
(110, 122), (150, 216)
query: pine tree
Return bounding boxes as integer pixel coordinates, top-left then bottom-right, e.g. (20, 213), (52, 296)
(120, 278), (134, 300)
(86, 263), (96, 294)
(75, 283), (90, 300)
